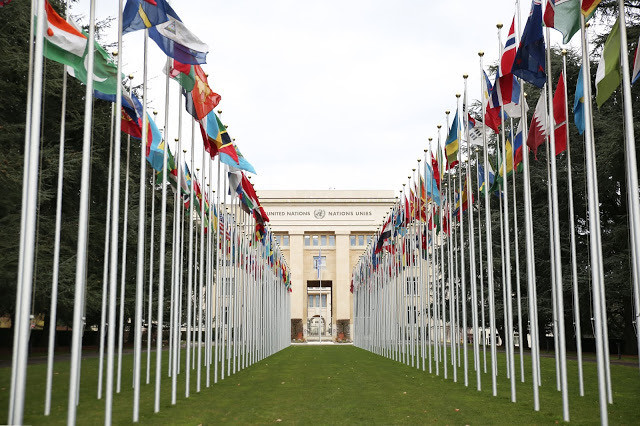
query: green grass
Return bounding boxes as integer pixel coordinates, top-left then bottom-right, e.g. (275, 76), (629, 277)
(1, 345), (639, 424)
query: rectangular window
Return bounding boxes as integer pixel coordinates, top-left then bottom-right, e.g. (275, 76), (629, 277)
(316, 295), (321, 307)
(350, 235), (356, 246)
(329, 235), (335, 246)
(282, 235), (289, 246)
(321, 294), (327, 308)
(312, 235), (319, 246)
(308, 296), (313, 308)
(313, 256), (326, 269)
(358, 235), (365, 246)
(321, 235), (327, 246)
(305, 235), (310, 246)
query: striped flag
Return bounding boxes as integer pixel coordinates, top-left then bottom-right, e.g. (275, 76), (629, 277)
(500, 17), (517, 76)
(632, 34), (640, 84)
(595, 18), (621, 107)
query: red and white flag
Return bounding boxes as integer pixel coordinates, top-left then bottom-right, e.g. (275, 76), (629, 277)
(543, 0), (556, 28)
(632, 33), (640, 84)
(552, 72), (567, 155)
(500, 17), (517, 76)
(527, 93), (548, 158)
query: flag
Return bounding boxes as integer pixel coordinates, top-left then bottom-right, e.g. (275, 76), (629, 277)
(483, 70), (502, 133)
(467, 114), (492, 146)
(512, 0), (547, 88)
(431, 153), (441, 190)
(453, 180), (472, 220)
(501, 17), (517, 76)
(552, 71), (568, 154)
(145, 112), (164, 171)
(123, 0), (173, 34)
(168, 58), (196, 91)
(182, 64), (220, 120)
(543, 0), (556, 28)
(148, 15), (208, 65)
(527, 93), (548, 158)
(445, 110), (460, 168)
(0, 0), (14, 7)
(424, 162), (442, 205)
(221, 144), (256, 174)
(632, 34), (640, 84)
(595, 18), (621, 108)
(199, 111), (240, 162)
(42, 1), (119, 94)
(478, 162), (496, 196)
(93, 88), (146, 139)
(573, 65), (586, 134)
(581, 0), (601, 16)
(498, 135), (514, 180)
(513, 119), (525, 168)
(493, 72), (525, 118)
(546, 0), (582, 43)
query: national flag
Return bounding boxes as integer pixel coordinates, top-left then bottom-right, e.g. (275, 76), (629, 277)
(445, 110), (460, 169)
(546, 0), (582, 43)
(492, 72), (525, 118)
(145, 112), (164, 171)
(552, 71), (568, 154)
(500, 17), (517, 76)
(498, 134), (514, 180)
(221, 144), (256, 174)
(148, 14), (208, 65)
(453, 180), (472, 220)
(632, 34), (640, 84)
(0, 0), (14, 7)
(375, 215), (392, 254)
(42, 1), (119, 94)
(424, 161), (442, 205)
(527, 93), (548, 158)
(512, 0), (547, 88)
(513, 119), (525, 168)
(543, 0), (556, 28)
(581, 0), (601, 16)
(478, 161), (497, 196)
(168, 58), (196, 91)
(93, 88), (146, 139)
(483, 70), (502, 133)
(123, 0), (173, 34)
(431, 153), (441, 190)
(182, 65), (220, 120)
(467, 114), (492, 146)
(595, 18), (621, 108)
(199, 111), (240, 162)
(573, 65), (586, 134)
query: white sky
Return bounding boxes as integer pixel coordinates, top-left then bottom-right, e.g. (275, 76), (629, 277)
(72, 0), (578, 194)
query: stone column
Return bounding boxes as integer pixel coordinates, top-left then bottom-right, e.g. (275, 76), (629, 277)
(335, 231), (351, 339)
(289, 231), (305, 339)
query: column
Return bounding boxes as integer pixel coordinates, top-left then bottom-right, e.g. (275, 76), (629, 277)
(289, 231), (305, 339)
(335, 231), (351, 339)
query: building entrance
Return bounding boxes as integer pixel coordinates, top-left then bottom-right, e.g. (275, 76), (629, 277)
(306, 280), (332, 341)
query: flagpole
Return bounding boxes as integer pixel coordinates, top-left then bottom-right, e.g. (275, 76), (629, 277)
(45, 62), (68, 415)
(463, 74), (480, 391)
(545, 26), (569, 420)
(479, 51), (498, 397)
(509, 116), (525, 383)
(147, 162), (156, 386)
(456, 92), (468, 386)
(580, 16), (609, 424)
(562, 49), (584, 396)
(215, 157), (222, 384)
(9, 0), (40, 421)
(425, 145), (433, 374)
(616, 0), (640, 368)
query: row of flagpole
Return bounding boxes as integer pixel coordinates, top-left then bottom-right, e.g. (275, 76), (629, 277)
(354, 0), (639, 424)
(8, 0), (292, 424)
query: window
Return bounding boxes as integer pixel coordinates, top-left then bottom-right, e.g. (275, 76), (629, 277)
(358, 235), (365, 246)
(305, 235), (310, 246)
(313, 256), (326, 269)
(350, 235), (356, 246)
(312, 235), (319, 246)
(316, 295), (321, 307)
(308, 296), (314, 308)
(367, 235), (372, 244)
(321, 294), (327, 308)
(321, 235), (327, 246)
(329, 235), (335, 246)
(282, 235), (289, 246)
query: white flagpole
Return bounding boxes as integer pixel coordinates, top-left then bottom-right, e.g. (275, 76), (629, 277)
(580, 16), (609, 424)
(67, 0), (97, 421)
(545, 27), (569, 420)
(561, 49), (584, 396)
(478, 51), (498, 396)
(616, 0), (640, 368)
(185, 118), (196, 397)
(475, 145), (487, 375)
(458, 92), (468, 387)
(147, 162), (156, 385)
(45, 63), (68, 415)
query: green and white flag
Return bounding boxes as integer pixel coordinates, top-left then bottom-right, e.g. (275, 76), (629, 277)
(41, 0), (119, 94)
(595, 18), (621, 108)
(553, 0), (581, 44)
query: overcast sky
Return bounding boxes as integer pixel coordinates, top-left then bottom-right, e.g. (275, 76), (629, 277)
(72, 0), (577, 194)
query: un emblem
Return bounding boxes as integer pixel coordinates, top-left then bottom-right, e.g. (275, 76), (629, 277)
(314, 209), (326, 219)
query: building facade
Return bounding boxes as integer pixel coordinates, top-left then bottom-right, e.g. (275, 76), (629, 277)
(257, 190), (395, 341)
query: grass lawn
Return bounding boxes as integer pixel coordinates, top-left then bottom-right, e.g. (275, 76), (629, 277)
(0, 344), (639, 424)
